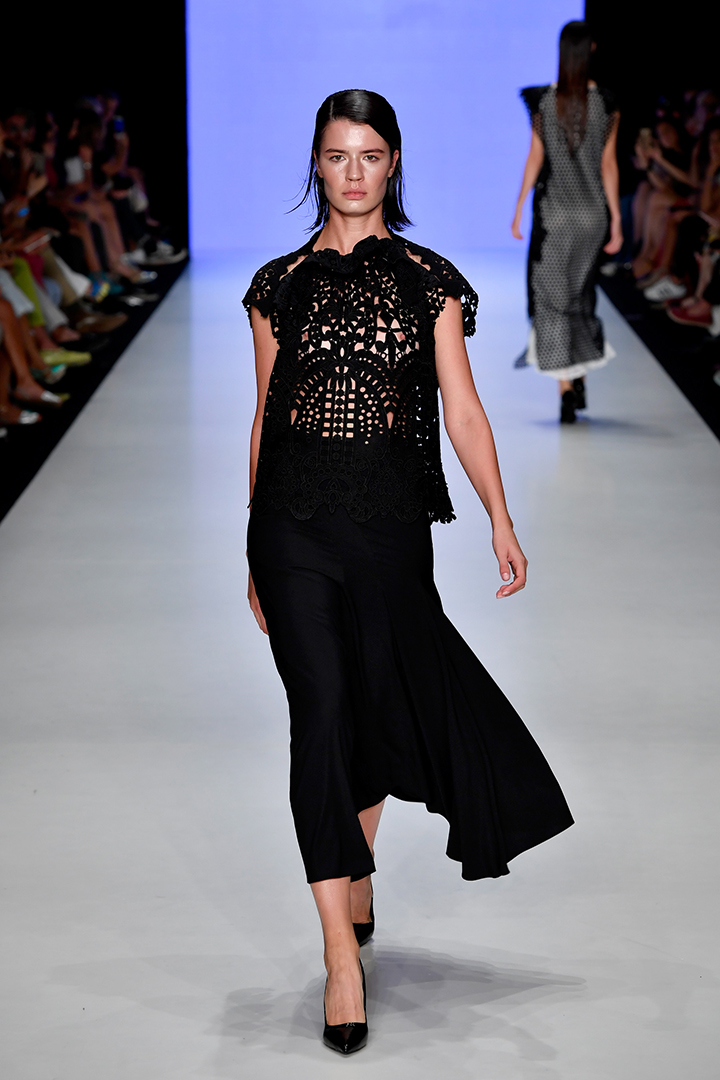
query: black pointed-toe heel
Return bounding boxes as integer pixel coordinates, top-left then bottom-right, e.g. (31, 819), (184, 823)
(560, 389), (577, 424)
(572, 377), (587, 410)
(322, 959), (368, 1055)
(353, 895), (375, 947)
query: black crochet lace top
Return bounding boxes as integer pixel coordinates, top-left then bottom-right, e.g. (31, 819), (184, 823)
(243, 232), (478, 524)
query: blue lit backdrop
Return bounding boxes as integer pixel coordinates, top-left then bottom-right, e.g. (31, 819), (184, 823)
(188, 0), (582, 253)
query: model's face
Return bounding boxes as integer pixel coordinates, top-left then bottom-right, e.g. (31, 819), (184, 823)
(315, 120), (398, 220)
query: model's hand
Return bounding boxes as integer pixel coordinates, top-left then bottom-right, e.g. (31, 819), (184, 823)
(492, 524), (527, 598)
(603, 218), (623, 255)
(511, 215), (523, 241)
(248, 571), (268, 634)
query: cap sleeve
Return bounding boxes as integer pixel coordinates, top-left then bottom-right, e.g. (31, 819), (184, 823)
(242, 257), (284, 321)
(408, 245), (478, 337)
(434, 258), (478, 338)
(596, 85), (618, 115)
(520, 85), (549, 138)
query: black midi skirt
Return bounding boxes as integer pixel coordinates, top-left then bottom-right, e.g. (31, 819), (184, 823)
(247, 505), (573, 884)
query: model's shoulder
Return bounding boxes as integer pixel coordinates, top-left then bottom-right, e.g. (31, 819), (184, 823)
(593, 85), (618, 114)
(242, 240), (313, 319)
(520, 85), (551, 113)
(402, 240), (471, 294)
(401, 240), (478, 337)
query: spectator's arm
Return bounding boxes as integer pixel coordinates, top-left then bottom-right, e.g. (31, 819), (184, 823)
(26, 173), (48, 199)
(101, 131), (130, 178)
(647, 145), (697, 188)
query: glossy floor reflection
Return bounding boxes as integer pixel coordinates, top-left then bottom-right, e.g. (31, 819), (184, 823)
(0, 251), (718, 1079)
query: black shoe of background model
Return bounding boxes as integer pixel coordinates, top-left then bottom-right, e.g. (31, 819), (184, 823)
(560, 390), (577, 424)
(353, 897), (375, 947)
(322, 960), (368, 1055)
(572, 377), (587, 410)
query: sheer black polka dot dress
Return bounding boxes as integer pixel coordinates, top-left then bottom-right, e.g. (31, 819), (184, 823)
(244, 233), (573, 885)
(521, 85), (618, 378)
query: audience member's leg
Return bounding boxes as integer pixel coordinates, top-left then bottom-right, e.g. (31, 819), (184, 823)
(0, 299), (59, 400)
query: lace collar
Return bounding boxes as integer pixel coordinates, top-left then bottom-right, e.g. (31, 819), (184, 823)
(294, 231), (407, 276)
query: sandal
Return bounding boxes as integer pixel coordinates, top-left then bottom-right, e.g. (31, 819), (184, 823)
(31, 364), (67, 386)
(0, 404), (42, 425)
(13, 388), (67, 408)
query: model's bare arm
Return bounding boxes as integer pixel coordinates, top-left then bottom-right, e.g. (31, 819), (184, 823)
(435, 298), (527, 598)
(601, 114), (623, 254)
(247, 306), (279, 633)
(511, 130), (544, 240)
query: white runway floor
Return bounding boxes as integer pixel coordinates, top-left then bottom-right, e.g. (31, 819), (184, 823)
(1, 250), (719, 1079)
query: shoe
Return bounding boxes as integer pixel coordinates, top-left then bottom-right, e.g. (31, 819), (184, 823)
(634, 268), (665, 290)
(643, 276), (687, 302)
(572, 377), (586, 410)
(13, 388), (66, 408)
(75, 312), (128, 333)
(69, 334), (111, 354)
(323, 959), (368, 1055)
(40, 348), (92, 367)
(87, 277), (111, 302)
(119, 291), (159, 307)
(353, 895), (375, 947)
(666, 304), (712, 328)
(120, 249), (147, 266)
(144, 246), (188, 266)
(560, 389), (576, 424)
(0, 405), (41, 425)
(31, 363), (67, 385)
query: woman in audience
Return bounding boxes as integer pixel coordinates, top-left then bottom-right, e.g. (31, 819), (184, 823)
(0, 267), (64, 422)
(631, 119), (697, 290)
(60, 108), (152, 286)
(664, 121), (720, 327)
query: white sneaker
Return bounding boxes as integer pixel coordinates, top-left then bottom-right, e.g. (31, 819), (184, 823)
(643, 276), (687, 302)
(144, 247), (188, 266)
(120, 250), (147, 267)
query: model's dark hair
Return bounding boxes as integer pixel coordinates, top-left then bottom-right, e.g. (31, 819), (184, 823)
(293, 89), (412, 232)
(556, 20), (594, 154)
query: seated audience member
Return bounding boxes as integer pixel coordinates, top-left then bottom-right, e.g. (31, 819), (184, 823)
(59, 105), (151, 285)
(96, 90), (187, 266)
(0, 83), (187, 447)
(631, 119), (697, 286)
(665, 121), (720, 328)
(0, 255), (67, 425)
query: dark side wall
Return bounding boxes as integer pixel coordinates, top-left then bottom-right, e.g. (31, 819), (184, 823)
(0, 2), (188, 248)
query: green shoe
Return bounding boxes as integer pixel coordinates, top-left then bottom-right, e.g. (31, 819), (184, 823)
(40, 348), (92, 367)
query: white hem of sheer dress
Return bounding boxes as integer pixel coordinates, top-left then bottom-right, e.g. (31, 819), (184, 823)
(525, 326), (616, 381)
